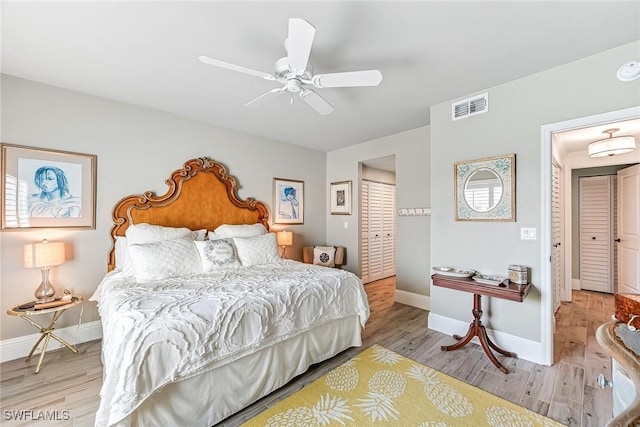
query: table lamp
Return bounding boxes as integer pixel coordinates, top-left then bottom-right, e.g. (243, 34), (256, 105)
(276, 230), (293, 259)
(24, 239), (66, 303)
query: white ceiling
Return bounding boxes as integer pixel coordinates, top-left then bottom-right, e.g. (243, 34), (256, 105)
(2, 1), (639, 152)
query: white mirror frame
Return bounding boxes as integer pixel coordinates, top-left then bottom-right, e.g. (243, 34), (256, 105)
(454, 153), (516, 221)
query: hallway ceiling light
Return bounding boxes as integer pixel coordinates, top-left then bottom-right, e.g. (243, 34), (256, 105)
(588, 128), (636, 157)
(617, 60), (640, 81)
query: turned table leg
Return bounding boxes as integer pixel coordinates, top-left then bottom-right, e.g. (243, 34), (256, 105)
(440, 293), (515, 374)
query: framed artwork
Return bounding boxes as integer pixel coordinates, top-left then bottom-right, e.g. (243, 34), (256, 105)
(273, 178), (304, 224)
(330, 180), (352, 215)
(454, 153), (515, 221)
(1, 144), (97, 230)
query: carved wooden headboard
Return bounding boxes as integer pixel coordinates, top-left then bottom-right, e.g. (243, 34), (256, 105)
(108, 157), (269, 271)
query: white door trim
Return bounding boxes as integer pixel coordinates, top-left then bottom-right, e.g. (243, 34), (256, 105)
(540, 106), (640, 366)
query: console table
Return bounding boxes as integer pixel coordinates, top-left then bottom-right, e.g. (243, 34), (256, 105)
(431, 274), (531, 374)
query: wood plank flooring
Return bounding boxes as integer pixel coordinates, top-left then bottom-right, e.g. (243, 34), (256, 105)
(0, 277), (615, 426)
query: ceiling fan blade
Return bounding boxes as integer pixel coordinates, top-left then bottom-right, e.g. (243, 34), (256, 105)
(199, 56), (275, 80)
(300, 89), (334, 115)
(312, 70), (383, 88)
(245, 87), (286, 108)
(286, 18), (315, 75)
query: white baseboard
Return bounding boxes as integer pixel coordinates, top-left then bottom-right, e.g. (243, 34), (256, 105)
(427, 312), (545, 365)
(394, 289), (430, 311)
(572, 278), (581, 290)
(0, 320), (102, 363)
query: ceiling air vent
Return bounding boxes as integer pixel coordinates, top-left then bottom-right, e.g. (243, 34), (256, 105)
(452, 93), (489, 121)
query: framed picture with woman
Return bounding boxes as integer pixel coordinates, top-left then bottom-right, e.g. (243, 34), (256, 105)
(273, 178), (304, 224)
(1, 144), (97, 230)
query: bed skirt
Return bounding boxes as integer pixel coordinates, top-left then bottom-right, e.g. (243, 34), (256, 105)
(111, 315), (363, 427)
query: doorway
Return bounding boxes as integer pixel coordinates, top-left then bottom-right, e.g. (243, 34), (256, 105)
(541, 106), (640, 365)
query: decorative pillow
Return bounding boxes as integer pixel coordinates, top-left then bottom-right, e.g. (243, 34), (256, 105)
(214, 223), (267, 238)
(313, 246), (336, 268)
(233, 233), (280, 267)
(126, 223), (196, 244)
(128, 238), (202, 282)
(195, 239), (241, 271)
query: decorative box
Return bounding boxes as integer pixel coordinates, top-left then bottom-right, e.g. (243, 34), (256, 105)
(508, 265), (529, 284)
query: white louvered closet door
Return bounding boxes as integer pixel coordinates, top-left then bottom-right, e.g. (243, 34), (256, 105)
(579, 175), (614, 293)
(382, 183), (397, 278)
(360, 182), (370, 283)
(361, 180), (396, 283)
(551, 162), (562, 314)
(367, 181), (384, 282)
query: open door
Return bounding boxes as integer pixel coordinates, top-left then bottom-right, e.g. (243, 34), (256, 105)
(617, 164), (640, 294)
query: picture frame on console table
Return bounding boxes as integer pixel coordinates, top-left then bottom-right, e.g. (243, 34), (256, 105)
(1, 144), (97, 230)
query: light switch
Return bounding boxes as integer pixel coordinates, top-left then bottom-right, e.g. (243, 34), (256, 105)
(521, 227), (537, 240)
(344, 221), (348, 229)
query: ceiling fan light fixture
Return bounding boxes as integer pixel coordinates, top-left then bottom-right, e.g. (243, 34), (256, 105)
(588, 128), (636, 157)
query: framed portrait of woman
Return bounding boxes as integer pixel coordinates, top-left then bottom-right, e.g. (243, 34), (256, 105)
(1, 144), (97, 230)
(273, 178), (304, 224)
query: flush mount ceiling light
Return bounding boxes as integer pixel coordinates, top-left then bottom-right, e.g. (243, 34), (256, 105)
(588, 128), (636, 157)
(617, 60), (640, 81)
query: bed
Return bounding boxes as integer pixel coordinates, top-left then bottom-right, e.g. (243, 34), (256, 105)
(90, 157), (370, 427)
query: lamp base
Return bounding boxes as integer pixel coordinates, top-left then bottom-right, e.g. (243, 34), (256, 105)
(34, 267), (56, 303)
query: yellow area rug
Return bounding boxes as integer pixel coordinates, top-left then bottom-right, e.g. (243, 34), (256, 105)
(242, 344), (563, 426)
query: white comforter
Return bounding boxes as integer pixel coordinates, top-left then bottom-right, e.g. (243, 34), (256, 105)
(91, 260), (370, 427)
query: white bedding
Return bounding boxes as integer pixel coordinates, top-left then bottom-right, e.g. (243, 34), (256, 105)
(91, 260), (370, 427)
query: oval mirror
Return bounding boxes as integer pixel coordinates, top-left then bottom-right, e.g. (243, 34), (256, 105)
(464, 168), (503, 212)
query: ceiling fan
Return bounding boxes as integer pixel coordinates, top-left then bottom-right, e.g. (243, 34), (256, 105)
(199, 18), (383, 115)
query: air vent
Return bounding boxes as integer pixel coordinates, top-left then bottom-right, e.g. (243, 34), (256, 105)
(452, 93), (489, 121)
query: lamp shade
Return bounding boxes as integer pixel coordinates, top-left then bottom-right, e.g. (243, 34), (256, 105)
(276, 231), (293, 246)
(588, 128), (636, 158)
(24, 240), (65, 268)
(588, 135), (636, 157)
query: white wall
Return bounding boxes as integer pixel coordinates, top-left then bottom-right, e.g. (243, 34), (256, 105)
(429, 41), (640, 349)
(0, 75), (327, 342)
(327, 126), (430, 297)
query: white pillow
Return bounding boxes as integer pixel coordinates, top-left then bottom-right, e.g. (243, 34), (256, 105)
(126, 223), (196, 244)
(195, 239), (241, 271)
(206, 231), (223, 241)
(114, 236), (130, 269)
(214, 223), (267, 238)
(194, 229), (207, 241)
(313, 246), (336, 268)
(233, 233), (280, 267)
(128, 238), (202, 282)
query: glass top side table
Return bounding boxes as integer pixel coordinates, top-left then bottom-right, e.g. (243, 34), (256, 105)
(7, 296), (83, 373)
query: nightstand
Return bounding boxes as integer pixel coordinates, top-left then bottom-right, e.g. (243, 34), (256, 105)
(7, 296), (83, 373)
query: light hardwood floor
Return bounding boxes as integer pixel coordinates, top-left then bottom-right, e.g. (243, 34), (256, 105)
(0, 277), (615, 426)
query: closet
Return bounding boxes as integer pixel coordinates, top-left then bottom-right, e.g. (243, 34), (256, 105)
(361, 179), (396, 283)
(579, 175), (615, 293)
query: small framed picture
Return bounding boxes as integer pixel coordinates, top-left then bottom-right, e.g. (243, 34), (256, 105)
(273, 178), (304, 224)
(1, 144), (97, 230)
(330, 180), (352, 215)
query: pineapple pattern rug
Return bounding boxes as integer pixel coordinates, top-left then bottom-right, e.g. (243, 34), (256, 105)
(242, 344), (563, 426)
